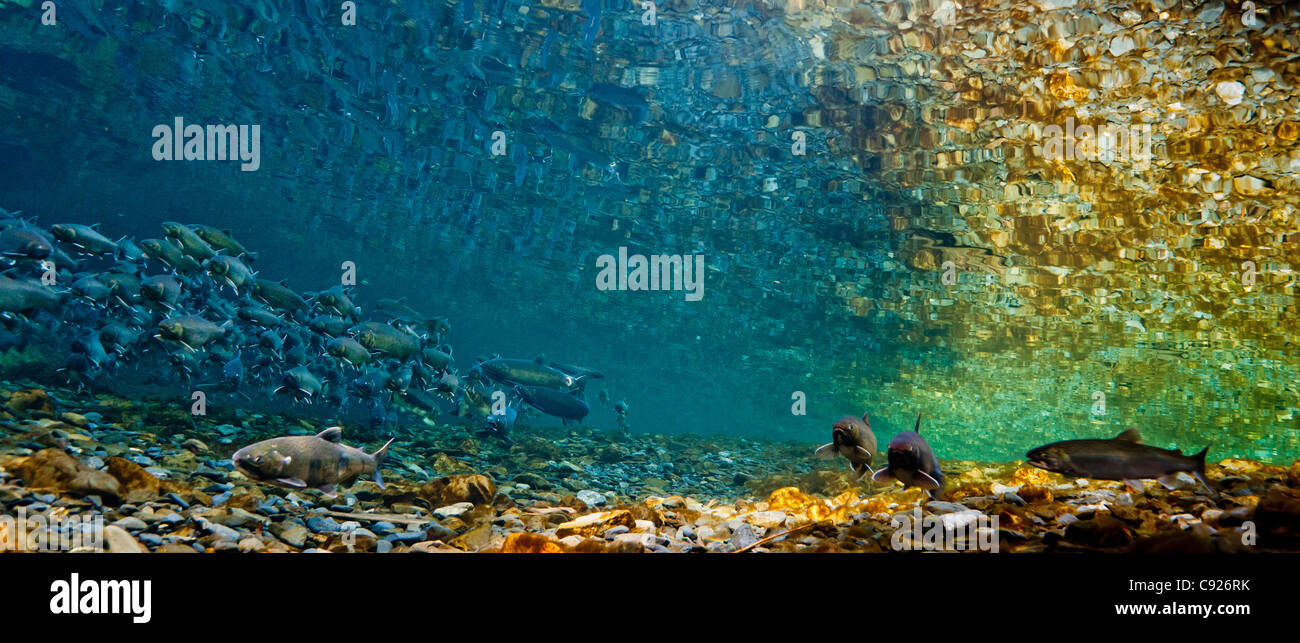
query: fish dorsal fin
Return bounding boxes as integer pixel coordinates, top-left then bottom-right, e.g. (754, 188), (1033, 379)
(861, 412), (870, 426)
(533, 353), (548, 365)
(316, 426), (343, 442)
(1115, 428), (1141, 443)
(913, 411), (922, 433)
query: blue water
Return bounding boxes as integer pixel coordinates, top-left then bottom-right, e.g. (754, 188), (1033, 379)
(0, 0), (1297, 465)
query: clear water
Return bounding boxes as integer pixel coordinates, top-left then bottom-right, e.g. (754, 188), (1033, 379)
(1, 0), (1297, 466)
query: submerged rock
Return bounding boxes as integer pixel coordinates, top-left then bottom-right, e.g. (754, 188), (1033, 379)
(556, 510), (635, 538)
(105, 457), (162, 504)
(10, 448), (122, 501)
(420, 474), (496, 506)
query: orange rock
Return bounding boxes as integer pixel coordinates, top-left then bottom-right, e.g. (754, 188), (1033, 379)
(11, 448), (122, 501)
(419, 474), (497, 506)
(806, 503), (831, 522)
(1010, 467), (1054, 486)
(767, 486), (814, 511)
(830, 489), (859, 508)
(863, 498), (890, 514)
(500, 532), (563, 553)
(7, 388), (53, 414)
(1018, 485), (1054, 503)
(105, 457), (161, 504)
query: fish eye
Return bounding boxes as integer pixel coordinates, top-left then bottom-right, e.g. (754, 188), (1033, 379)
(253, 455), (263, 465)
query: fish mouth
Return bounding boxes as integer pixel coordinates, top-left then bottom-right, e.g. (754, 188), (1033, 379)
(231, 456), (258, 480)
(1026, 459), (1050, 470)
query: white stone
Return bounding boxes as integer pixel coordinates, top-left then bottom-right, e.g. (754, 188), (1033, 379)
(745, 510), (787, 529)
(575, 490), (607, 507)
(1215, 81), (1245, 106)
(102, 525), (145, 553)
(433, 502), (474, 519)
(1108, 35), (1136, 57)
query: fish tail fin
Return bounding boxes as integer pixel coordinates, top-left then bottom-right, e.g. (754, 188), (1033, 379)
(370, 437), (395, 489)
(1192, 445), (1217, 497)
(568, 373), (590, 394)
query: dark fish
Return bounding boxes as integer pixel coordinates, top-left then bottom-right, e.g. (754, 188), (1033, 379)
(368, 399), (395, 430)
(161, 221), (216, 260)
(258, 329), (285, 358)
(349, 321), (419, 360)
(514, 384), (589, 425)
(420, 346), (453, 371)
(118, 238), (145, 262)
(586, 82), (649, 122)
(99, 271), (143, 306)
(457, 378), (491, 418)
(477, 403), (517, 444)
(326, 336), (371, 367)
(232, 426), (393, 497)
(140, 273), (182, 309)
(871, 413), (944, 499)
(220, 353), (244, 392)
(350, 368), (390, 400)
(156, 315), (227, 351)
(71, 332), (111, 369)
(309, 314), (351, 336)
(315, 285), (359, 319)
(0, 275), (62, 314)
(387, 362), (412, 393)
(237, 305), (282, 327)
(251, 279), (307, 312)
(275, 365), (323, 402)
(478, 357), (579, 390)
(140, 238), (187, 269)
(191, 224), (255, 260)
(204, 255), (255, 291)
(374, 297), (438, 327)
(98, 321), (138, 355)
(50, 223), (119, 255)
(815, 412), (877, 480)
(70, 275), (111, 304)
(0, 226), (52, 259)
(1026, 428), (1214, 494)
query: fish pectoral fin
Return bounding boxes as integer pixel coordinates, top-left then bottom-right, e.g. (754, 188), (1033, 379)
(915, 471), (941, 491)
(871, 468), (895, 484)
(1193, 472), (1218, 498)
(853, 463), (875, 480)
(318, 485), (339, 498)
(814, 443), (837, 460)
(1157, 473), (1182, 490)
(853, 446), (872, 460)
(275, 477), (308, 488)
